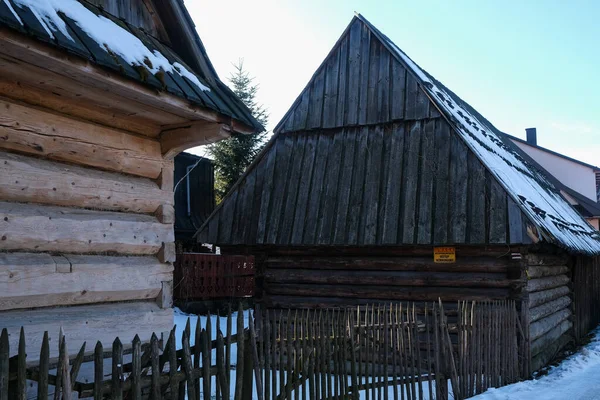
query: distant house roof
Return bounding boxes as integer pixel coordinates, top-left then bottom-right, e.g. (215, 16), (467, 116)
(197, 14), (600, 255)
(506, 133), (600, 172)
(0, 0), (263, 132)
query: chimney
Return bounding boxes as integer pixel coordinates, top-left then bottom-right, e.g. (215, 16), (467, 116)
(525, 127), (537, 146)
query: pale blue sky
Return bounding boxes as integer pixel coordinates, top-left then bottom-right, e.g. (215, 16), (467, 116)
(186, 0), (599, 167)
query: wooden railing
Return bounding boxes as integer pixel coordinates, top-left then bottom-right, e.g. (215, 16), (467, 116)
(174, 253), (255, 301)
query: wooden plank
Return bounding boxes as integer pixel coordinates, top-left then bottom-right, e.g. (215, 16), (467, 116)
(0, 302), (172, 359)
(266, 135), (295, 244)
(307, 69), (325, 129)
(529, 296), (571, 323)
(265, 269), (513, 288)
(266, 284), (510, 302)
(292, 90), (310, 132)
(527, 266), (570, 278)
(529, 286), (570, 308)
(357, 23), (371, 125)
(390, 59), (406, 120)
(380, 123), (405, 244)
(366, 41), (381, 125)
(347, 127), (369, 245)
(317, 132), (344, 244)
(0, 98), (164, 179)
(290, 135), (318, 245)
(489, 177), (508, 243)
(323, 44), (340, 129)
(433, 119), (451, 244)
(265, 256), (510, 272)
(0, 152), (171, 214)
(336, 35), (349, 127)
(0, 253), (172, 311)
(449, 135), (468, 243)
(0, 201), (173, 254)
(405, 73), (419, 120)
(303, 133), (332, 244)
(278, 135), (307, 245)
(417, 119), (435, 244)
(346, 20), (362, 126)
(377, 46), (391, 123)
(468, 153), (486, 243)
(360, 125), (383, 245)
(530, 308), (571, 341)
(401, 122), (422, 244)
(257, 141), (278, 244)
(333, 129), (356, 244)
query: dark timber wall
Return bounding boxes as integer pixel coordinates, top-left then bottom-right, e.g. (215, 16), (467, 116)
(197, 122), (532, 247)
(573, 256), (600, 341)
(254, 246), (523, 309)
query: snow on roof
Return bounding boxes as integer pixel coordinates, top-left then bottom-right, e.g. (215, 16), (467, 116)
(12, 0), (210, 92)
(359, 15), (600, 255)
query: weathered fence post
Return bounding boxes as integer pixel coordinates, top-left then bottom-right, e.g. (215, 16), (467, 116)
(241, 329), (254, 400)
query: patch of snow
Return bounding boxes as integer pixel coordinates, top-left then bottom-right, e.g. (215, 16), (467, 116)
(384, 38), (600, 254)
(3, 0), (22, 25)
(12, 0), (210, 92)
(473, 327), (600, 399)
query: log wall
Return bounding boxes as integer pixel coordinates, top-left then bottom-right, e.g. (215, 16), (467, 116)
(0, 96), (175, 356)
(255, 247), (523, 309)
(572, 255), (600, 341)
(524, 253), (573, 372)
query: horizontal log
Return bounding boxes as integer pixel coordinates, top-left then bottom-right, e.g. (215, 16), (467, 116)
(0, 77), (161, 136)
(265, 256), (510, 273)
(529, 296), (571, 323)
(262, 295), (462, 311)
(0, 201), (173, 254)
(529, 286), (570, 308)
(527, 275), (570, 293)
(0, 253), (173, 310)
(525, 253), (570, 267)
(0, 152), (172, 213)
(231, 245), (523, 258)
(531, 332), (573, 372)
(530, 308), (571, 341)
(531, 319), (572, 357)
(0, 98), (163, 178)
(266, 283), (511, 302)
(526, 265), (569, 279)
(265, 268), (516, 288)
(0, 301), (173, 359)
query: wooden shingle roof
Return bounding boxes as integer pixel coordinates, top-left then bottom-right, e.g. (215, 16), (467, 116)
(0, 0), (263, 132)
(197, 15), (600, 255)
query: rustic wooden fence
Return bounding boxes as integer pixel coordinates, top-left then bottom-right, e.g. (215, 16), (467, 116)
(253, 300), (522, 400)
(0, 301), (521, 399)
(174, 254), (255, 301)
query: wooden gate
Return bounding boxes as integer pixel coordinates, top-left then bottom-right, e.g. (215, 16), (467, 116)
(174, 253), (255, 301)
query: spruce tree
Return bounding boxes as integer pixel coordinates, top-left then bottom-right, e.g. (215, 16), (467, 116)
(208, 59), (268, 202)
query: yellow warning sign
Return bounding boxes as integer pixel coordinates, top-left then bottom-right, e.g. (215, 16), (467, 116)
(434, 247), (456, 264)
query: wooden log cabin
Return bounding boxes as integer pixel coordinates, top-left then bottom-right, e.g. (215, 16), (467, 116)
(196, 14), (600, 372)
(0, 0), (262, 357)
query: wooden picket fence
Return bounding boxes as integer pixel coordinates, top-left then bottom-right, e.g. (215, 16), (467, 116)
(0, 300), (522, 399)
(253, 300), (523, 400)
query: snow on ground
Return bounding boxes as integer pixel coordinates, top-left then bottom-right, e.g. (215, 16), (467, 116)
(474, 327), (600, 400)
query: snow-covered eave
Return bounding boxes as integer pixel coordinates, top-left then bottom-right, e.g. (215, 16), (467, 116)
(11, 0), (211, 93)
(359, 19), (600, 255)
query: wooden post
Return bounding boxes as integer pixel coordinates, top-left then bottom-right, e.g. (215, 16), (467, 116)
(182, 330), (197, 400)
(0, 329), (7, 400)
(112, 337), (123, 400)
(93, 342), (103, 400)
(132, 335), (142, 400)
(201, 330), (211, 400)
(150, 334), (161, 400)
(235, 305), (245, 400)
(38, 331), (50, 400)
(241, 331), (254, 400)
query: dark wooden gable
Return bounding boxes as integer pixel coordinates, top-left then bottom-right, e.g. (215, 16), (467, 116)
(86, 0), (167, 40)
(196, 17), (534, 247)
(275, 18), (439, 133)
